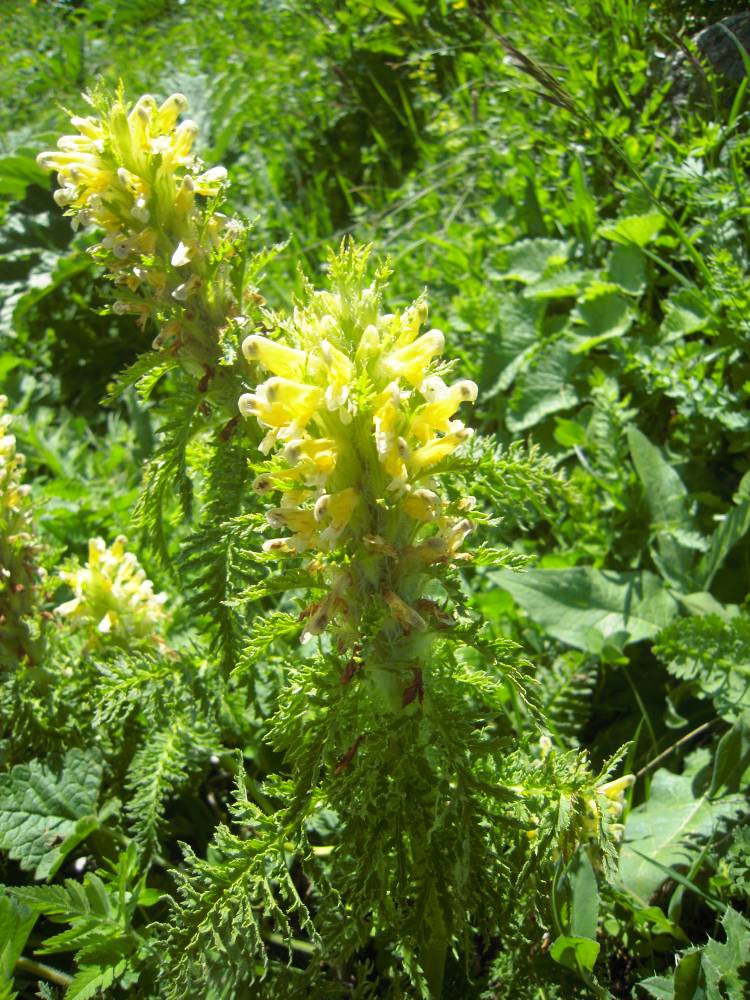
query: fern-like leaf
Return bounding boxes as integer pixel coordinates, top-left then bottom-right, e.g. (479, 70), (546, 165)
(178, 437), (253, 674)
(132, 385), (200, 561)
(537, 651), (598, 746)
(160, 768), (318, 997)
(125, 716), (214, 860)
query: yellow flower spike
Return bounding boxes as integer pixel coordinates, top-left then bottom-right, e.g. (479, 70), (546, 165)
(70, 115), (105, 141)
(315, 488), (360, 547)
(356, 323), (381, 362)
(597, 774), (635, 820)
(391, 297), (429, 350)
(402, 489), (441, 522)
(265, 507), (317, 535)
(193, 165), (228, 196)
(174, 173), (195, 214)
(383, 329), (445, 386)
(164, 119), (199, 166)
(238, 243), (479, 660)
(320, 340), (354, 412)
(251, 378), (323, 429)
(384, 590), (427, 633)
(127, 94), (157, 153)
(282, 438), (339, 482)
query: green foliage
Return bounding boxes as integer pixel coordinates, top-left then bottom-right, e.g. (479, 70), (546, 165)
(0, 750), (105, 881)
(2, 0), (750, 996)
(619, 739), (749, 907)
(161, 768), (319, 997)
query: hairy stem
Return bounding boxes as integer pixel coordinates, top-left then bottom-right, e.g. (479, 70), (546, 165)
(15, 956), (74, 988)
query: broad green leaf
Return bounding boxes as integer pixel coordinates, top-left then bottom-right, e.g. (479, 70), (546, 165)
(598, 212), (664, 247)
(554, 417), (587, 447)
(619, 765), (746, 906)
(480, 297), (542, 399)
(506, 339), (581, 433)
(549, 934), (600, 972)
(627, 426), (697, 585)
(660, 289), (711, 340)
(608, 244), (646, 294)
(0, 749), (102, 880)
(523, 268), (595, 299)
(499, 238), (570, 284)
(568, 849), (599, 940)
(0, 151), (49, 199)
(486, 567), (679, 651)
(571, 290), (634, 353)
(697, 499), (750, 590)
(0, 890), (36, 998)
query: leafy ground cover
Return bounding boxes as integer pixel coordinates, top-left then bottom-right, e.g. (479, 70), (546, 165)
(1, 1), (750, 997)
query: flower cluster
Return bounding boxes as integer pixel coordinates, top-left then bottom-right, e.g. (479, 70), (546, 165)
(37, 92), (247, 401)
(56, 535), (168, 645)
(0, 397), (45, 668)
(239, 243), (478, 647)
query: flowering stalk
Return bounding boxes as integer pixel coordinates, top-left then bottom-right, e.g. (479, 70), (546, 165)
(0, 398), (45, 670)
(239, 242), (478, 709)
(56, 535), (169, 649)
(230, 245), (632, 994)
(37, 90), (253, 419)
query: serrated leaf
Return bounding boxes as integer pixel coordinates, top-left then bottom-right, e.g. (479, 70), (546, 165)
(506, 339), (582, 432)
(599, 212), (664, 247)
(637, 975), (674, 999)
(523, 268), (595, 299)
(607, 244), (646, 294)
(571, 290), (634, 353)
(66, 959), (127, 1000)
(498, 238), (570, 284)
(701, 906), (750, 998)
(0, 749), (102, 879)
(660, 289), (710, 340)
(232, 612), (301, 679)
(480, 296), (542, 399)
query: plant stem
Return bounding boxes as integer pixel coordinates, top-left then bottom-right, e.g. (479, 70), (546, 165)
(422, 884), (448, 999)
(15, 956), (74, 988)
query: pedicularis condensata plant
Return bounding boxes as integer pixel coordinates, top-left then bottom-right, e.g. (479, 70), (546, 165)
(33, 92), (632, 998)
